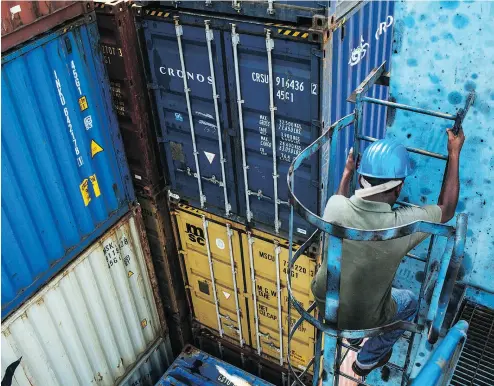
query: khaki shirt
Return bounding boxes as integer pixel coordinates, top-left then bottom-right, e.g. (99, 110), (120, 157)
(311, 195), (442, 329)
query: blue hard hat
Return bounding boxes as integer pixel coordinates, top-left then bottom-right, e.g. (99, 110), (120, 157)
(357, 139), (411, 179)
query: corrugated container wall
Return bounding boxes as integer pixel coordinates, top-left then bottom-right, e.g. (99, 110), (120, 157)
(157, 0), (330, 24)
(136, 1), (393, 240)
(1, 16), (135, 319)
(321, 0), (394, 205)
(1, 209), (173, 386)
(156, 346), (275, 386)
(1, 1), (94, 53)
(94, 0), (191, 353)
(95, 0), (164, 196)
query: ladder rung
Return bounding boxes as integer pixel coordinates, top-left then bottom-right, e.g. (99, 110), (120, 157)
(358, 135), (448, 160)
(362, 96), (456, 121)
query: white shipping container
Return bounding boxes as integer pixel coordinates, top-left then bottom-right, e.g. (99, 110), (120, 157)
(1, 208), (173, 386)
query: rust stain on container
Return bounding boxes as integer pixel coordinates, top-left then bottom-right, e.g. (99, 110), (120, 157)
(95, 0), (164, 196)
(1, 1), (94, 53)
(138, 190), (191, 352)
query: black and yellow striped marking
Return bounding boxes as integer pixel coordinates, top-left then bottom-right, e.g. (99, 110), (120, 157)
(265, 23), (310, 39)
(145, 9), (171, 18)
(276, 29), (309, 39)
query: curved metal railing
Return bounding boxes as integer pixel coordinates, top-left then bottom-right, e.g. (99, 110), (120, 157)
(411, 320), (469, 386)
(285, 115), (468, 386)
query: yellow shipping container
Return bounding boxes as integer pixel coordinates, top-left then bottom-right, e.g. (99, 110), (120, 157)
(241, 229), (317, 371)
(172, 205), (250, 348)
(172, 204), (318, 372)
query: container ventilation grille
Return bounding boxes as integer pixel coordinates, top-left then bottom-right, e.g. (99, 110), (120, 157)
(450, 302), (494, 386)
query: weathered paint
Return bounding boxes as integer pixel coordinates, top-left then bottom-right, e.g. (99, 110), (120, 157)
(95, 0), (165, 196)
(155, 1), (330, 24)
(1, 1), (94, 53)
(1, 209), (171, 386)
(286, 107), (468, 384)
(194, 329), (292, 386)
(138, 191), (190, 351)
(156, 346), (275, 386)
(2, 18), (135, 319)
(411, 320), (468, 386)
(386, 1), (494, 294)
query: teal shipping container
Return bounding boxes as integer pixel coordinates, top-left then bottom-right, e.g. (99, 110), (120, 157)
(2, 14), (135, 319)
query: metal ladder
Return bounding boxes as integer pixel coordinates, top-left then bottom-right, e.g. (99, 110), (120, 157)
(286, 62), (473, 386)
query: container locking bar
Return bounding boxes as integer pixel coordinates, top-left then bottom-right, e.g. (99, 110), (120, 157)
(175, 18), (205, 208)
(266, 29), (281, 234)
(226, 224), (244, 347)
(205, 21), (231, 216)
(247, 232), (262, 355)
(274, 241), (284, 366)
(232, 24), (253, 222)
(202, 216), (223, 336)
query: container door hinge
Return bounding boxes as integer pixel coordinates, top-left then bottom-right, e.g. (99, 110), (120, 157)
(312, 49), (323, 58)
(311, 179), (320, 188)
(312, 119), (322, 128)
(147, 83), (159, 90)
(228, 128), (237, 137)
(134, 19), (145, 29)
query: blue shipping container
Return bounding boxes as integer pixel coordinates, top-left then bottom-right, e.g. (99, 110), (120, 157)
(2, 17), (134, 318)
(139, 1), (393, 240)
(155, 0), (331, 25)
(155, 346), (274, 385)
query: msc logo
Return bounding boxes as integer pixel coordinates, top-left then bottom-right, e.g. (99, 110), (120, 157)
(186, 223), (205, 246)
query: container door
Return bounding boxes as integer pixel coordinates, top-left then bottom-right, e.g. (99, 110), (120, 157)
(225, 26), (320, 240)
(173, 206), (250, 348)
(241, 230), (317, 370)
(142, 17), (237, 218)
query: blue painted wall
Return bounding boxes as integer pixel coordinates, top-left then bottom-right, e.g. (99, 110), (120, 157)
(386, 0), (494, 293)
(2, 20), (134, 318)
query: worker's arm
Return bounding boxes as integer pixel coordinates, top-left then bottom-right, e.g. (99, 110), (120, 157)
(437, 127), (465, 223)
(336, 148), (356, 197)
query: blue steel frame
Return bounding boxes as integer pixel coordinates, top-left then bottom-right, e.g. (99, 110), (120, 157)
(286, 62), (472, 386)
(411, 320), (469, 386)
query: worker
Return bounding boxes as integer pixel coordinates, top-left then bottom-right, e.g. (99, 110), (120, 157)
(311, 127), (465, 376)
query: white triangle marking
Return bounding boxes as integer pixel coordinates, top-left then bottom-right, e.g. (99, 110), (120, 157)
(204, 151), (216, 164)
(222, 291), (231, 300)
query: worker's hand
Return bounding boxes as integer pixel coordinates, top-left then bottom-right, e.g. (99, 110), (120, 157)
(344, 147), (357, 173)
(446, 127), (465, 157)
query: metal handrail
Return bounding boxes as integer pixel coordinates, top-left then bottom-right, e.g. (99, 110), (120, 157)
(286, 117), (468, 385)
(411, 320), (469, 385)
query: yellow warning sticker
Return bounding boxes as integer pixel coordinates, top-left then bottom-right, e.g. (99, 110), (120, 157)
(128, 271), (134, 278)
(78, 96), (88, 111)
(89, 174), (101, 197)
(90, 139), (104, 158)
(141, 319), (148, 328)
(80, 179), (91, 206)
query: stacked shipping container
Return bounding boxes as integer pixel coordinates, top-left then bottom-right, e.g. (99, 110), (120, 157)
(93, 0), (191, 354)
(1, 2), (173, 384)
(133, 0), (395, 380)
(1, 0), (397, 384)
